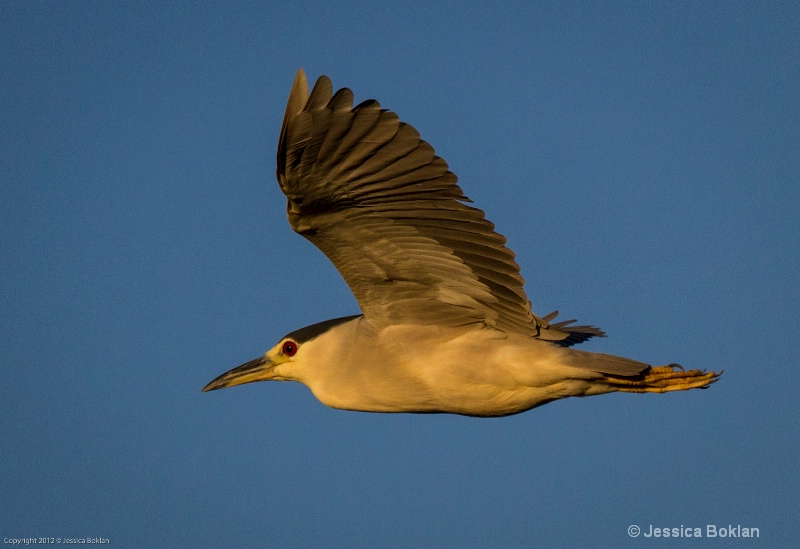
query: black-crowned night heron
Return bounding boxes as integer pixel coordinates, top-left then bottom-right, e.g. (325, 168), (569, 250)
(202, 69), (720, 417)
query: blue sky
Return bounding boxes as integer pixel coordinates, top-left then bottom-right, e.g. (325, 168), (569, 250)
(2, 1), (798, 547)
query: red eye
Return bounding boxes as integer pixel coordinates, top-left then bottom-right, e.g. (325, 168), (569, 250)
(282, 340), (298, 357)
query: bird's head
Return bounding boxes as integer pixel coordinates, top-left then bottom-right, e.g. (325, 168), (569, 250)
(201, 315), (362, 392)
(201, 338), (300, 392)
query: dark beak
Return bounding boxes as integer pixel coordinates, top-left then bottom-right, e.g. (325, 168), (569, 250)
(202, 355), (274, 392)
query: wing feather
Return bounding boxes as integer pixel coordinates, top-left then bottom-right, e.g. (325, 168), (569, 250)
(276, 69), (600, 342)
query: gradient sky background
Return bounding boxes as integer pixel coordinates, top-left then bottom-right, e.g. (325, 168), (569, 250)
(2, 2), (798, 547)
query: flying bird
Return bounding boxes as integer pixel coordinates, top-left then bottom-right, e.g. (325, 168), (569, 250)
(202, 69), (720, 417)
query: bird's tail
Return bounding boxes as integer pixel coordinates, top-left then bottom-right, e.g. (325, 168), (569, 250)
(563, 349), (722, 393)
(601, 364), (722, 393)
(535, 310), (606, 347)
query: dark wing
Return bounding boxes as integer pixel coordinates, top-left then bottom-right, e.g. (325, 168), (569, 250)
(276, 69), (598, 342)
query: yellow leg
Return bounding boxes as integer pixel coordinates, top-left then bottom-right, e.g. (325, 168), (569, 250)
(604, 364), (722, 394)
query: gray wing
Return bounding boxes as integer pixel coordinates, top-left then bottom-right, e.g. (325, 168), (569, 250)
(276, 69), (601, 342)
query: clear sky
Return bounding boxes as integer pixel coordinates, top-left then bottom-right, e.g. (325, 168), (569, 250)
(2, 1), (798, 547)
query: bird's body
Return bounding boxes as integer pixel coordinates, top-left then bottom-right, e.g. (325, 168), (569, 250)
(203, 69), (720, 416)
(279, 319), (589, 416)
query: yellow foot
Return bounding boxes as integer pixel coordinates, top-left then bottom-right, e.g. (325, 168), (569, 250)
(604, 364), (722, 394)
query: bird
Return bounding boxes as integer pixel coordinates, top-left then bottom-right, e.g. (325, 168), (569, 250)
(202, 69), (720, 417)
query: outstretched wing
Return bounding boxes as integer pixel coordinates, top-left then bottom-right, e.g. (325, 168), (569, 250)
(276, 69), (597, 342)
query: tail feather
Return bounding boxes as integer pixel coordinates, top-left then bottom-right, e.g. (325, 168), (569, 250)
(540, 311), (723, 394)
(565, 348), (650, 376)
(537, 310), (606, 347)
(550, 319), (606, 347)
(564, 349), (722, 393)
